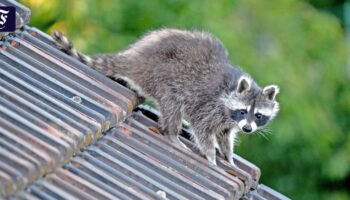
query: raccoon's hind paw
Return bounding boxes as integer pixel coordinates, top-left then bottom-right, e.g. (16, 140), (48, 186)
(207, 156), (217, 166)
(165, 135), (192, 152)
(205, 149), (217, 166)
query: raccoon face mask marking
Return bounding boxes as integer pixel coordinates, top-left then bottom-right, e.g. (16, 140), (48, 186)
(229, 104), (277, 133)
(223, 77), (280, 133)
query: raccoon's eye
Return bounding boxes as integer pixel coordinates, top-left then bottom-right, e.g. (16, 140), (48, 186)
(240, 110), (247, 115)
(255, 113), (262, 119)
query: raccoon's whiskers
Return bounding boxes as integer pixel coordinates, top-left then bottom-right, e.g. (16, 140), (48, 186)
(233, 135), (241, 146)
(259, 132), (270, 141)
(255, 128), (271, 141)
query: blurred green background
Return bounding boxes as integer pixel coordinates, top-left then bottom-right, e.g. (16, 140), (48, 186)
(20, 0), (350, 199)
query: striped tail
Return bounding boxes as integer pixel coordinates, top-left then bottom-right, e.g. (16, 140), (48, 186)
(52, 31), (94, 66)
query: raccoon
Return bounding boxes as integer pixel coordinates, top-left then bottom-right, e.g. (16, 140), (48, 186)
(52, 29), (280, 165)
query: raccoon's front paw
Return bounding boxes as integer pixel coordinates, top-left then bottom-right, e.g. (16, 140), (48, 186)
(228, 160), (237, 167)
(217, 150), (236, 166)
(217, 149), (234, 166)
(225, 154), (234, 166)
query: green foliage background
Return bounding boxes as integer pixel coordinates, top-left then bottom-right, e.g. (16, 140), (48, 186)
(21, 0), (350, 199)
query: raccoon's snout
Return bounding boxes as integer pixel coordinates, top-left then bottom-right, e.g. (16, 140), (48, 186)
(242, 124), (252, 133)
(237, 119), (258, 133)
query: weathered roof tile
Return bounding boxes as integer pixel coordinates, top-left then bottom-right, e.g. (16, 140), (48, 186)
(0, 26), (138, 198)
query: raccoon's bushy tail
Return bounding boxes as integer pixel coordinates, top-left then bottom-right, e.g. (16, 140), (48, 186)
(52, 31), (118, 77)
(52, 31), (145, 101)
(52, 31), (95, 66)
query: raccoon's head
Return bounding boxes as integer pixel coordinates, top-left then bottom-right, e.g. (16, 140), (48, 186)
(221, 76), (280, 133)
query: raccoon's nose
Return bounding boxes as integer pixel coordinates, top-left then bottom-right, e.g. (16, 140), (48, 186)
(242, 125), (252, 133)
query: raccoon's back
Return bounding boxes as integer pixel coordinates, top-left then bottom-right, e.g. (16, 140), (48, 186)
(124, 29), (229, 69)
(121, 29), (229, 95)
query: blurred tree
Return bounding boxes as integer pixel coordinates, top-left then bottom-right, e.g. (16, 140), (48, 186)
(21, 0), (350, 199)
(306, 0), (347, 27)
(307, 0), (346, 7)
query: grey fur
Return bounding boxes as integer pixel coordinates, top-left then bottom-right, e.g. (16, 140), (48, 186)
(52, 28), (280, 165)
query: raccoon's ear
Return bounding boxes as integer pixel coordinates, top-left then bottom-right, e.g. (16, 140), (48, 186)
(236, 76), (251, 94)
(262, 85), (280, 100)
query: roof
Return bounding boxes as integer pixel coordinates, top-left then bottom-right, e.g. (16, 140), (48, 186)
(0, 1), (290, 199)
